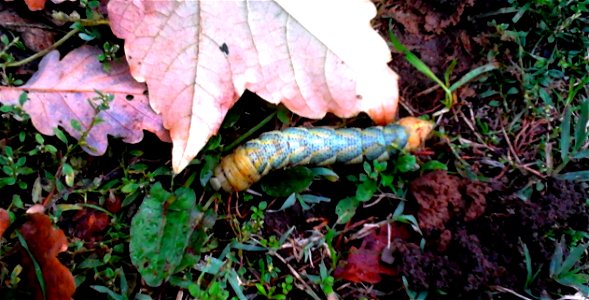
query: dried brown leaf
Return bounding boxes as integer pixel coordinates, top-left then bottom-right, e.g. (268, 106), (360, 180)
(19, 213), (75, 300)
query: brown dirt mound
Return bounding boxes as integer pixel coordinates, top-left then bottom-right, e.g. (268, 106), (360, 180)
(389, 172), (588, 298)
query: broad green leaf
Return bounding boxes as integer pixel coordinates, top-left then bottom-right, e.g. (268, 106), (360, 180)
(130, 182), (215, 287)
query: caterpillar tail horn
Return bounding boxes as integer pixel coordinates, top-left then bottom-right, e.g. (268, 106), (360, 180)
(210, 117), (434, 192)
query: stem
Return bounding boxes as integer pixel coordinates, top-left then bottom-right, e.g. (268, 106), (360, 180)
(223, 111), (277, 153)
(3, 28), (80, 68)
(2, 18), (110, 68)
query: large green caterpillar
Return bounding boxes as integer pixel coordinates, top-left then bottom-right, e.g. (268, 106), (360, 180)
(210, 117), (433, 192)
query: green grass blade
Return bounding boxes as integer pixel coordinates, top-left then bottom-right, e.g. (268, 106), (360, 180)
(572, 149), (589, 159)
(16, 231), (46, 300)
(388, 29), (451, 96)
(560, 107), (572, 161)
(558, 243), (589, 275)
(556, 170), (589, 181)
(448, 63), (499, 92)
(549, 238), (564, 277)
(573, 99), (589, 151)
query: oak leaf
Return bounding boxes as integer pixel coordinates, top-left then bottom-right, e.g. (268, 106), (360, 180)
(107, 0), (400, 173)
(19, 213), (76, 300)
(0, 46), (171, 156)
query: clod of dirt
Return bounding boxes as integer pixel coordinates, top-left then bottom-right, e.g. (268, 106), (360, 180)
(410, 170), (489, 234)
(387, 0), (476, 35)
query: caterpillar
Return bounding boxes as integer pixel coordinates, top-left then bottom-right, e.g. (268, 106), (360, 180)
(210, 117), (434, 192)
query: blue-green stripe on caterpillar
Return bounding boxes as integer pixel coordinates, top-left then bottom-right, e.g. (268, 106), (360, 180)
(210, 117), (434, 192)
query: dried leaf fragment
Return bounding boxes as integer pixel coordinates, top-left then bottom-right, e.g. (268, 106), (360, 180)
(19, 213), (75, 300)
(335, 224), (409, 283)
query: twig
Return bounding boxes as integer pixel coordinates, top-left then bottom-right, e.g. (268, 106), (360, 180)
(491, 286), (533, 300)
(223, 111), (276, 153)
(273, 253), (323, 300)
(2, 19), (110, 68)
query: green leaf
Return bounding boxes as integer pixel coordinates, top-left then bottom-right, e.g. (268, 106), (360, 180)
(260, 166), (314, 197)
(448, 63), (498, 92)
(91, 285), (125, 300)
(550, 238), (565, 277)
(130, 183), (215, 287)
(395, 154), (418, 173)
(335, 197), (359, 224)
(62, 163), (75, 187)
(556, 170), (589, 181)
(572, 149), (589, 159)
(275, 193), (297, 211)
(199, 155), (219, 187)
(557, 243), (588, 275)
(355, 179), (377, 201)
(573, 99), (589, 151)
(53, 127), (68, 145)
(310, 167), (339, 182)
(298, 194), (330, 204)
(421, 160), (448, 172)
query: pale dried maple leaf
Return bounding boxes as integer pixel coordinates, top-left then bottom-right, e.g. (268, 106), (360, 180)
(108, 0), (399, 173)
(0, 46), (171, 155)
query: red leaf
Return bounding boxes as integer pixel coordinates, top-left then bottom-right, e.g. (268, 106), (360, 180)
(335, 223), (409, 284)
(0, 208), (9, 237)
(24, 0), (46, 11)
(19, 213), (75, 300)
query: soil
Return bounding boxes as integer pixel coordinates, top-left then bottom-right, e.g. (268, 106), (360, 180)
(391, 173), (588, 298)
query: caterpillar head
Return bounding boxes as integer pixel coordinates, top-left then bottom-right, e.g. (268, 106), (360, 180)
(397, 117), (434, 151)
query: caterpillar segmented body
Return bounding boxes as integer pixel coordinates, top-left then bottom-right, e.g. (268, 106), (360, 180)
(210, 117), (433, 192)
